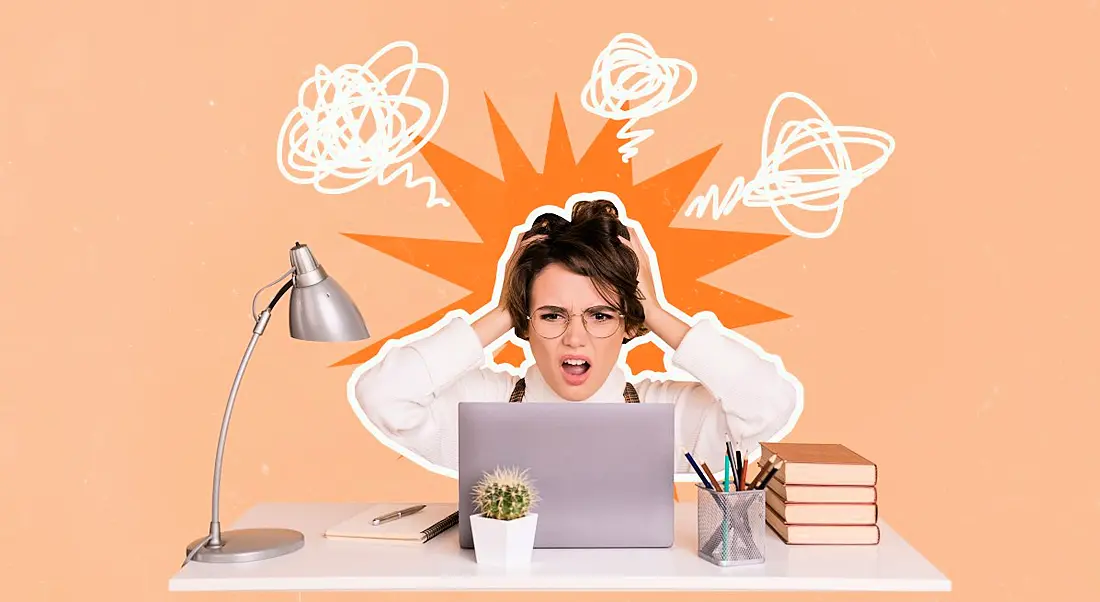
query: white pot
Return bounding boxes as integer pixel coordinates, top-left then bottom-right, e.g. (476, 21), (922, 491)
(469, 513), (538, 567)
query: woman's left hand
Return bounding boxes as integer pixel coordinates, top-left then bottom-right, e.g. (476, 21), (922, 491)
(619, 226), (659, 314)
(621, 224), (692, 348)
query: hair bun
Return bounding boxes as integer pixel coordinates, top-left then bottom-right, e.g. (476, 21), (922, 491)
(569, 199), (629, 243)
(526, 213), (569, 239)
(571, 199), (620, 223)
(522, 199), (628, 246)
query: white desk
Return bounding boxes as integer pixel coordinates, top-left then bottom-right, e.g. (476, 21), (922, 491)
(168, 502), (951, 592)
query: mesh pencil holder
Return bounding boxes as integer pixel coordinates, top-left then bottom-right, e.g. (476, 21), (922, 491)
(695, 484), (767, 567)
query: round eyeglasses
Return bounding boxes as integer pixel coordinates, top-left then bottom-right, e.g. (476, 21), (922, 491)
(527, 306), (624, 339)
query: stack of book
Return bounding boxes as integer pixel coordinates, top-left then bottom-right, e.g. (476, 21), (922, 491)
(755, 442), (880, 545)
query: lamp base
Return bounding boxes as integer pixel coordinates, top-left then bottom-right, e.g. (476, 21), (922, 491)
(186, 528), (305, 563)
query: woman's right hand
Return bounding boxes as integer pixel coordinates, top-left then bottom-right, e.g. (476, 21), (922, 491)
(472, 232), (545, 347)
(501, 232), (545, 287)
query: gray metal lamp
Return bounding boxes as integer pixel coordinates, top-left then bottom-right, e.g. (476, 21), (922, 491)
(183, 242), (369, 564)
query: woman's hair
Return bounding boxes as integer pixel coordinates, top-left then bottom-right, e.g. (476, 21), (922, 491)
(503, 199), (648, 342)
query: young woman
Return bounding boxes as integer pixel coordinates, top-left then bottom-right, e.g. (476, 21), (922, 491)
(352, 197), (801, 477)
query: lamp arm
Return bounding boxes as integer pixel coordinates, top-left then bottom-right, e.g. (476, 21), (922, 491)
(206, 277), (295, 548)
(251, 267), (294, 321)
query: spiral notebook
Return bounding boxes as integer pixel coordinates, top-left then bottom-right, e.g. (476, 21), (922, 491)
(324, 503), (458, 543)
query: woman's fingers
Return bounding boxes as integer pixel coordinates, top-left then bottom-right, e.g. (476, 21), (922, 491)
(507, 233), (544, 264)
(619, 234), (641, 264)
(628, 229), (650, 269)
(518, 233), (546, 251)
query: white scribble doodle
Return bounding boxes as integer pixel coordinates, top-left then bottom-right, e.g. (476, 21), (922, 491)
(683, 92), (895, 239)
(277, 41), (451, 207)
(580, 33), (697, 163)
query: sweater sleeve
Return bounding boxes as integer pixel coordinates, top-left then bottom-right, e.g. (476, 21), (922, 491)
(634, 317), (801, 475)
(352, 316), (517, 470)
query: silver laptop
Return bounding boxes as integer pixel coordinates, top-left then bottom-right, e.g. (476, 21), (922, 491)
(457, 401), (675, 549)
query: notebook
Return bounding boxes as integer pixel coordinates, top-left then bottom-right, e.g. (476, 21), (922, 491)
(324, 503), (459, 543)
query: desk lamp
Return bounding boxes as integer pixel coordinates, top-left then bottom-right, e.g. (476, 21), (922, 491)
(183, 242), (370, 564)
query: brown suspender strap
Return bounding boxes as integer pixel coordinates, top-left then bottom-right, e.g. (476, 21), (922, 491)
(508, 378), (527, 403)
(623, 381), (639, 403)
(508, 378), (638, 403)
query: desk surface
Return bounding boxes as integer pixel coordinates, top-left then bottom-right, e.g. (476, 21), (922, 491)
(168, 502), (950, 592)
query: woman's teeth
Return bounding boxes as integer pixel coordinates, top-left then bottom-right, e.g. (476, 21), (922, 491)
(562, 359), (590, 376)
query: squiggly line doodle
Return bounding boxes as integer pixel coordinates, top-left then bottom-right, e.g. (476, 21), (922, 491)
(277, 41), (451, 208)
(580, 33), (698, 163)
(684, 92), (895, 239)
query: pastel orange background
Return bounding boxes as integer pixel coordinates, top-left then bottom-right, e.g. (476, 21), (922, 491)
(2, 1), (1098, 600)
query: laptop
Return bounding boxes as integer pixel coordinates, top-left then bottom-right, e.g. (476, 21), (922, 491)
(457, 401), (675, 549)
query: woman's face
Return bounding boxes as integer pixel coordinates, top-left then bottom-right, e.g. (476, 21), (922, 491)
(526, 263), (626, 401)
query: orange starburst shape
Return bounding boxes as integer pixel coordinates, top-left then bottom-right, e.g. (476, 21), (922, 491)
(333, 93), (791, 371)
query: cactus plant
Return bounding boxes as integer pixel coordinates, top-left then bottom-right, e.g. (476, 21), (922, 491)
(471, 466), (539, 521)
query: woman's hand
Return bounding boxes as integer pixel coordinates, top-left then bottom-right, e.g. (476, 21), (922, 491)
(502, 232), (546, 288)
(620, 225), (691, 349)
(472, 232), (546, 347)
(619, 226), (659, 314)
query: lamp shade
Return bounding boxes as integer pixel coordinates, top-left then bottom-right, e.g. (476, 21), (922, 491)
(287, 243), (370, 342)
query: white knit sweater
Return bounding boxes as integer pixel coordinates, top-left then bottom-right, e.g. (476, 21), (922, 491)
(351, 315), (802, 478)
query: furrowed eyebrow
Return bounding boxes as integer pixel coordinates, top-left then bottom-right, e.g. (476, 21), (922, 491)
(533, 304), (618, 313)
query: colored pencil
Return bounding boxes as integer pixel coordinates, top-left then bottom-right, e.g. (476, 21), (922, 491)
(723, 454), (730, 559)
(756, 459), (783, 490)
(724, 439), (736, 482)
(701, 462), (723, 492)
(750, 454), (778, 490)
(682, 448), (712, 489)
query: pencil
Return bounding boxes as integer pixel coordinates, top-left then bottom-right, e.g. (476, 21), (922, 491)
(723, 454), (730, 560)
(701, 462), (723, 492)
(740, 458), (748, 490)
(682, 448), (713, 490)
(749, 454), (777, 490)
(724, 440), (738, 491)
(724, 454), (731, 494)
(756, 459), (783, 490)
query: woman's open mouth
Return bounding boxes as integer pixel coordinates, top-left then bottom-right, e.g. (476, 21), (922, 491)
(560, 356), (591, 386)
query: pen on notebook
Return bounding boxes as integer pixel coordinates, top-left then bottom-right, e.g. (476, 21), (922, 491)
(371, 504), (426, 526)
(756, 459), (783, 490)
(701, 462), (723, 491)
(682, 448), (713, 489)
